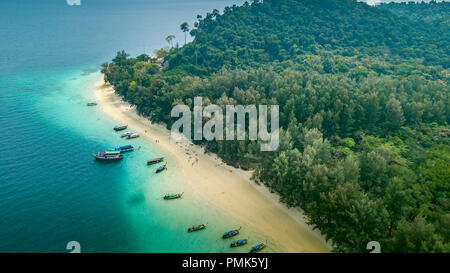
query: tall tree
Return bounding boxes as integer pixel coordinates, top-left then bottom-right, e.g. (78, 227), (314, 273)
(385, 97), (405, 132)
(180, 22), (190, 45)
(165, 35), (175, 48)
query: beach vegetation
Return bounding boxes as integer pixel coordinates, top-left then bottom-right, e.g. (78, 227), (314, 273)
(102, 0), (449, 252)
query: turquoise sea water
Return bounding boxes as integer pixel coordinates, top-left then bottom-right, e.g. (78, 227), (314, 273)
(0, 0), (275, 253)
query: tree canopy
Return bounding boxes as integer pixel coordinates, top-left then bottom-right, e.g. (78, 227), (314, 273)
(102, 0), (449, 252)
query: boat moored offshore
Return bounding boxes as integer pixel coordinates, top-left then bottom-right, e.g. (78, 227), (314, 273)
(222, 227), (241, 239)
(93, 150), (123, 161)
(155, 164), (167, 173)
(114, 125), (128, 131)
(163, 192), (183, 200)
(147, 157), (164, 165)
(110, 145), (134, 153)
(126, 133), (139, 139)
(249, 243), (266, 253)
(188, 224), (207, 232)
(120, 132), (133, 137)
(230, 238), (248, 247)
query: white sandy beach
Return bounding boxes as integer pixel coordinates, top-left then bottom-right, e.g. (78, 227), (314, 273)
(96, 78), (331, 253)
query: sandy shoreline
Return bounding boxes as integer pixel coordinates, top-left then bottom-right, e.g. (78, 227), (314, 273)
(95, 77), (331, 252)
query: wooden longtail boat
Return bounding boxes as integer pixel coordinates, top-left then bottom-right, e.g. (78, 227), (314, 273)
(147, 157), (164, 165)
(249, 243), (266, 253)
(126, 133), (139, 139)
(110, 145), (134, 153)
(230, 238), (248, 248)
(163, 192), (183, 200)
(222, 227), (241, 239)
(114, 125), (128, 131)
(155, 164), (167, 173)
(87, 102), (97, 106)
(188, 224), (207, 232)
(120, 132), (133, 137)
(93, 151), (123, 161)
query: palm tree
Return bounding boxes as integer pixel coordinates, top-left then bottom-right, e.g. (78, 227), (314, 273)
(180, 22), (190, 45)
(165, 35), (175, 48)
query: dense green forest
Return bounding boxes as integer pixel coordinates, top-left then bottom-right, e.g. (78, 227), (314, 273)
(102, 0), (449, 252)
(378, 1), (449, 22)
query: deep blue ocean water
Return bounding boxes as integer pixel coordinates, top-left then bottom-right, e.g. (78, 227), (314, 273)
(0, 0), (273, 253)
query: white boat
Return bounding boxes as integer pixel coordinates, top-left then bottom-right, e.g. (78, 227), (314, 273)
(126, 133), (139, 139)
(120, 132), (133, 137)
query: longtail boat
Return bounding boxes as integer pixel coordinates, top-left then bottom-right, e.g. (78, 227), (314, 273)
(155, 164), (167, 173)
(163, 192), (183, 200)
(230, 238), (248, 248)
(114, 125), (128, 131)
(87, 102), (97, 106)
(126, 133), (139, 139)
(93, 151), (123, 161)
(147, 157), (164, 165)
(249, 243), (266, 253)
(110, 145), (134, 153)
(188, 224), (207, 232)
(222, 227), (241, 239)
(120, 132), (133, 138)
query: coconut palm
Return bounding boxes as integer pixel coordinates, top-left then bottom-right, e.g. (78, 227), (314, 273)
(165, 35), (175, 48)
(180, 22), (190, 45)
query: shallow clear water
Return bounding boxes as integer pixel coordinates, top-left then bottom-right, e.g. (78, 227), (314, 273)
(0, 0), (275, 253)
